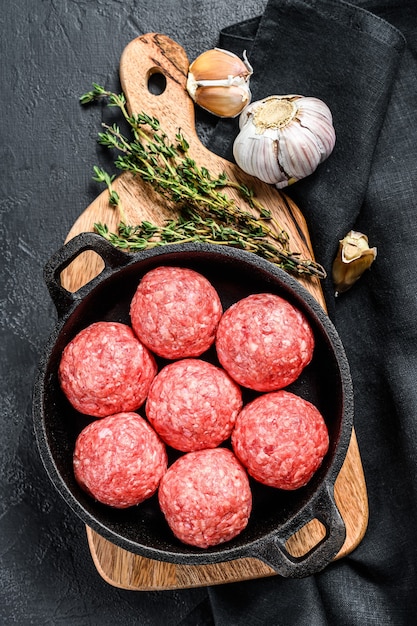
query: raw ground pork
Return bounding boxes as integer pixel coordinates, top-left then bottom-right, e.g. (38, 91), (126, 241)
(232, 390), (329, 490)
(73, 412), (167, 508)
(59, 321), (157, 417)
(146, 358), (242, 451)
(216, 292), (315, 391)
(130, 266), (222, 359)
(158, 448), (252, 548)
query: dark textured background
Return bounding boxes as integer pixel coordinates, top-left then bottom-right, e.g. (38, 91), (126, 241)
(2, 1), (417, 624)
(0, 2), (266, 623)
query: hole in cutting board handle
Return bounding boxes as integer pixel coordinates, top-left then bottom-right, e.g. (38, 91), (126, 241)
(147, 69), (167, 95)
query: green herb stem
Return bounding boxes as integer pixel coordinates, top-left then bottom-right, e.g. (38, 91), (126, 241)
(80, 84), (326, 279)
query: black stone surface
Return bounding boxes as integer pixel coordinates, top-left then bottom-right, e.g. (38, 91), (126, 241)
(1, 2), (266, 623)
(2, 1), (417, 624)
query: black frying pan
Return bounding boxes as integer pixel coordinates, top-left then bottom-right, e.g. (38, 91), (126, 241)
(33, 232), (354, 578)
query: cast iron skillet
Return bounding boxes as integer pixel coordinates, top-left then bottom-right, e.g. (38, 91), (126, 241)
(33, 232), (354, 578)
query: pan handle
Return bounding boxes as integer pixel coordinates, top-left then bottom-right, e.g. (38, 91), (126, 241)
(44, 232), (132, 318)
(248, 482), (346, 578)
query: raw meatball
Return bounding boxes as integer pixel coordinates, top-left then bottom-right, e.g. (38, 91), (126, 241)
(216, 293), (314, 391)
(146, 359), (242, 452)
(232, 390), (329, 490)
(130, 266), (222, 359)
(59, 321), (157, 417)
(73, 412), (167, 508)
(159, 448), (252, 548)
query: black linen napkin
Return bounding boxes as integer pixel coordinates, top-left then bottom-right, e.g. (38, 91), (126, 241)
(209, 0), (405, 307)
(206, 2), (417, 624)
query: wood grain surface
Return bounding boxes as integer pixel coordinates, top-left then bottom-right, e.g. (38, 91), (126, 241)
(62, 33), (368, 590)
(84, 430), (368, 590)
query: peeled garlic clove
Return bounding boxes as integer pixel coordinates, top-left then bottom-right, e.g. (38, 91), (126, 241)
(332, 231), (377, 296)
(186, 48), (252, 118)
(233, 95), (336, 188)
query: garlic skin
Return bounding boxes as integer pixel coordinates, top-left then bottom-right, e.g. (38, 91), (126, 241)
(332, 231), (377, 296)
(233, 95), (336, 188)
(186, 48), (252, 118)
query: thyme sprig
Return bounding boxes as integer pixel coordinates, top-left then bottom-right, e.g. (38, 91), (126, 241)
(94, 212), (317, 276)
(80, 84), (326, 279)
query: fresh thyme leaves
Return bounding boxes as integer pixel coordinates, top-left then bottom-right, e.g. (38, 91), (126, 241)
(92, 166), (124, 218)
(94, 216), (323, 277)
(80, 84), (326, 279)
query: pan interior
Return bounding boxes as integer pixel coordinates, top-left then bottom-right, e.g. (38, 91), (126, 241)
(38, 247), (348, 560)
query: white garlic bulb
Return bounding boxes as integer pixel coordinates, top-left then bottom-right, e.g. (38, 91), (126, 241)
(233, 95), (336, 188)
(186, 48), (252, 118)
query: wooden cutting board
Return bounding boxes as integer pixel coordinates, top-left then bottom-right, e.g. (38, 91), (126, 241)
(62, 33), (368, 590)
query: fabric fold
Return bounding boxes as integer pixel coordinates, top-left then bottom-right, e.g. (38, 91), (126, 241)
(207, 3), (417, 624)
(208, 0), (404, 306)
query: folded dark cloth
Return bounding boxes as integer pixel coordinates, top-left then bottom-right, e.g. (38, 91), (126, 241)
(207, 2), (417, 624)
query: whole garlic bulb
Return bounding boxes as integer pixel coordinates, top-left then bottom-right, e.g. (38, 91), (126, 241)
(186, 48), (252, 118)
(233, 95), (336, 188)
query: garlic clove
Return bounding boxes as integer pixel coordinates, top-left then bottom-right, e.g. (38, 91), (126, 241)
(277, 124), (323, 184)
(296, 97), (336, 159)
(332, 231), (377, 296)
(191, 84), (251, 118)
(188, 47), (252, 82)
(233, 126), (283, 185)
(233, 94), (336, 188)
(187, 48), (252, 118)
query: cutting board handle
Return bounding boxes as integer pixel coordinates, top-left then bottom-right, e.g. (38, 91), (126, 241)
(119, 33), (201, 153)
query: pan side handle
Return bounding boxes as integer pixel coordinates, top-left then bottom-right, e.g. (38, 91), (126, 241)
(247, 482), (346, 578)
(43, 232), (132, 318)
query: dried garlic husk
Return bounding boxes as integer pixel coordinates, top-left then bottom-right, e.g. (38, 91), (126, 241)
(233, 95), (336, 188)
(332, 231), (377, 296)
(186, 48), (252, 118)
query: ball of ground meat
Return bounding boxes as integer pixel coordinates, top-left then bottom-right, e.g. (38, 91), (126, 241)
(73, 412), (167, 508)
(59, 321), (157, 417)
(159, 448), (252, 548)
(130, 266), (222, 359)
(232, 390), (329, 490)
(146, 359), (242, 452)
(216, 293), (314, 391)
